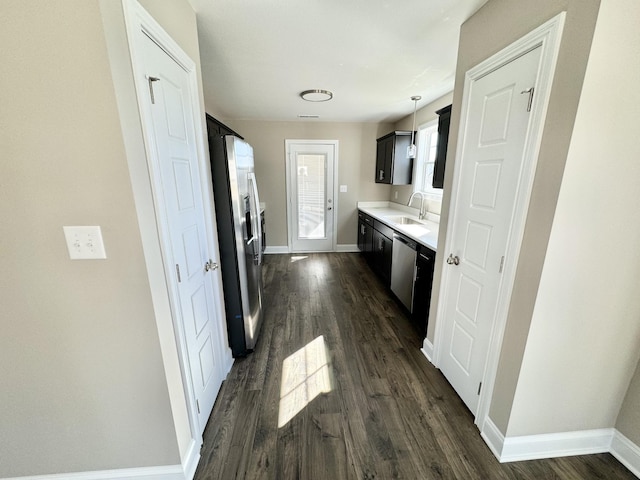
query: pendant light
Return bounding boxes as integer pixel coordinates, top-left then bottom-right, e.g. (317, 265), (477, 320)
(407, 95), (421, 159)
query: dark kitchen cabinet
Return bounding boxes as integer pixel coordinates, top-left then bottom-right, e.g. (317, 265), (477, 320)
(371, 220), (393, 287)
(375, 131), (414, 185)
(357, 211), (374, 257)
(412, 244), (436, 336)
(432, 105), (452, 189)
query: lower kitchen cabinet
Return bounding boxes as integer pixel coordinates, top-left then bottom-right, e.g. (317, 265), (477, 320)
(372, 226), (393, 286)
(357, 210), (436, 335)
(412, 244), (436, 336)
(357, 211), (373, 257)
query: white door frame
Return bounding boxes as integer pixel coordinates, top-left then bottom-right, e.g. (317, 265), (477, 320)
(112, 0), (233, 472)
(433, 13), (566, 433)
(285, 139), (339, 252)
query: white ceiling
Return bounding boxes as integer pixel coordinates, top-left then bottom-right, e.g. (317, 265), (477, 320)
(189, 0), (487, 123)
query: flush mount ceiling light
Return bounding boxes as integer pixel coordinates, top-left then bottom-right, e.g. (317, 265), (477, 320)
(300, 89), (333, 102)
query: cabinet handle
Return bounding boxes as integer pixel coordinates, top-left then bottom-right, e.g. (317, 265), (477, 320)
(379, 170), (384, 181)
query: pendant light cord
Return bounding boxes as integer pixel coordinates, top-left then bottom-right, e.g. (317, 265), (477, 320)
(409, 95), (421, 158)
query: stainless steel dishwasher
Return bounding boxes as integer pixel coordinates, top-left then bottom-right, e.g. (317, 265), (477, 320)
(391, 233), (417, 311)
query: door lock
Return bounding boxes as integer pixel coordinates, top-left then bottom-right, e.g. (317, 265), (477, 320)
(446, 254), (460, 265)
(204, 259), (219, 272)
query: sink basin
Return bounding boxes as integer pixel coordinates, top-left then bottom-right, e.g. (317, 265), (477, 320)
(387, 216), (424, 226)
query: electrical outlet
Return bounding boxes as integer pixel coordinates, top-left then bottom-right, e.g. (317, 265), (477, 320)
(339, 184), (347, 193)
(63, 226), (107, 260)
(394, 191), (398, 199)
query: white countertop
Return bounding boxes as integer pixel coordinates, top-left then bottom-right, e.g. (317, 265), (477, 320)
(358, 201), (439, 251)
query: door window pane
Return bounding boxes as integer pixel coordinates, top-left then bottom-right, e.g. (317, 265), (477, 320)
(296, 154), (326, 239)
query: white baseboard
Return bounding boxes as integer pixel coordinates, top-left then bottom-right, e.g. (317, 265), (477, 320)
(481, 417), (506, 461)
(611, 430), (640, 478)
(181, 438), (201, 480)
(421, 338), (435, 364)
(264, 246), (289, 254)
(500, 428), (613, 462)
(2, 464), (187, 480)
(480, 417), (616, 463)
(336, 244), (359, 252)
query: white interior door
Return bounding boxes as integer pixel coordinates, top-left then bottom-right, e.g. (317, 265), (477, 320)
(438, 46), (542, 414)
(286, 141), (337, 252)
(140, 32), (226, 433)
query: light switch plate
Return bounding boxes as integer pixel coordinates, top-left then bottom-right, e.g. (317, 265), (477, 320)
(339, 184), (347, 193)
(63, 226), (107, 260)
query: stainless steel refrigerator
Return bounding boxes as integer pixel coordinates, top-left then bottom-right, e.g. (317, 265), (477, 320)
(207, 131), (263, 357)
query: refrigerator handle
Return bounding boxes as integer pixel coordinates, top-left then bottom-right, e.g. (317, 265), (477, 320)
(248, 172), (263, 266)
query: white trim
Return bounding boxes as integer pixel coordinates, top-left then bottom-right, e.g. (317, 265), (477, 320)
(284, 139), (339, 253)
(501, 428), (613, 462)
(337, 244), (359, 252)
(480, 416), (505, 460)
(433, 12), (566, 429)
(181, 438), (201, 480)
(421, 337), (435, 363)
(264, 246), (290, 254)
(1, 464), (186, 480)
(611, 430), (640, 478)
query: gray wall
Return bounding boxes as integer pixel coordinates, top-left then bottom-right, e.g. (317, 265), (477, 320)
(0, 0), (206, 476)
(392, 92), (453, 207)
(230, 120), (393, 248)
(505, 0), (640, 437)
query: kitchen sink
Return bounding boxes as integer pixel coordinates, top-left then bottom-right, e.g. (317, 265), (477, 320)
(387, 216), (424, 226)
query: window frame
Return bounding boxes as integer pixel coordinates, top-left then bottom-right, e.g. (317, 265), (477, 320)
(412, 119), (442, 196)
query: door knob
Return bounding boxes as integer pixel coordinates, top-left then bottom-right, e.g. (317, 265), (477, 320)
(204, 259), (219, 272)
(446, 254), (460, 266)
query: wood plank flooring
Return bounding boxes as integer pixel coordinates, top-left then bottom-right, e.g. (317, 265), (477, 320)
(195, 253), (635, 480)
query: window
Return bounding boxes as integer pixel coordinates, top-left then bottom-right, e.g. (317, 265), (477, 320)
(412, 120), (442, 196)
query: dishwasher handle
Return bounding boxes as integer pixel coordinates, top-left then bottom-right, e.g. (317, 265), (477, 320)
(393, 234), (417, 250)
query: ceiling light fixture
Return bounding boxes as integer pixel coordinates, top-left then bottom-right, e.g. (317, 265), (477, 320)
(408, 95), (421, 159)
(298, 114), (320, 118)
(300, 89), (333, 102)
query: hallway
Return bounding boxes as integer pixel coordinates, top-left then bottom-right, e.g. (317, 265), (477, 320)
(195, 253), (634, 479)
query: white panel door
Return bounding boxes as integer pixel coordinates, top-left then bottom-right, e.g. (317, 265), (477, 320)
(286, 141), (337, 252)
(140, 33), (225, 433)
(439, 46), (542, 414)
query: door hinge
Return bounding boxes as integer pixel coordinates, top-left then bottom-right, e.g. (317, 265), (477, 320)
(477, 382), (482, 395)
(521, 87), (534, 112)
(196, 399), (200, 414)
(147, 75), (160, 104)
(175, 264), (182, 283)
(499, 256), (505, 273)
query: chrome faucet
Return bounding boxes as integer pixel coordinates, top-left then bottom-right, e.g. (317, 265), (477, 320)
(407, 191), (426, 219)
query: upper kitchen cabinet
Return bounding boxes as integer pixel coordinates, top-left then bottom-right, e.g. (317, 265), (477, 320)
(432, 105), (452, 189)
(375, 131), (413, 185)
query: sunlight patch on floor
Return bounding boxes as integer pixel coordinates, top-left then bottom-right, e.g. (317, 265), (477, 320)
(290, 255), (309, 263)
(278, 335), (332, 428)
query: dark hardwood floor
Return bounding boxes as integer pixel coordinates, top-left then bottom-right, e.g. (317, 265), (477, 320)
(195, 253), (635, 480)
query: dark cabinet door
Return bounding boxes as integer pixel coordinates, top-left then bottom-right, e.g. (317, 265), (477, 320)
(432, 105), (452, 189)
(357, 212), (373, 256)
(412, 245), (436, 336)
(372, 228), (393, 287)
(375, 131), (413, 185)
(375, 135), (392, 183)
